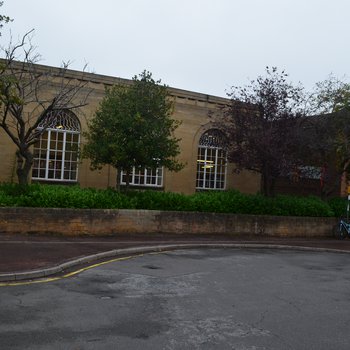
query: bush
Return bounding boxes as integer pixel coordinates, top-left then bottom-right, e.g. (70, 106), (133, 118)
(269, 195), (334, 217)
(328, 197), (348, 218)
(0, 184), (132, 209)
(0, 183), (339, 217)
(126, 190), (194, 211)
(188, 191), (334, 217)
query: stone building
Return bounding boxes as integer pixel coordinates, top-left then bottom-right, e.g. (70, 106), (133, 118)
(0, 63), (260, 195)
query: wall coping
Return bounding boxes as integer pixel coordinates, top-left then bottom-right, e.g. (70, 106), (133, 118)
(2, 59), (230, 106)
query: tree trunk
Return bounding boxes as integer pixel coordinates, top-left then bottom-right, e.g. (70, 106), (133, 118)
(16, 150), (33, 186)
(116, 168), (121, 192)
(125, 168), (130, 191)
(261, 165), (276, 197)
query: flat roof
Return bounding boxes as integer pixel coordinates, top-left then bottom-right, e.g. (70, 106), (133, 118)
(3, 59), (230, 106)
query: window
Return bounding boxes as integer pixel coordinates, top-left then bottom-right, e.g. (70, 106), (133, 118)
(32, 110), (80, 182)
(299, 166), (321, 180)
(121, 167), (163, 187)
(196, 129), (227, 190)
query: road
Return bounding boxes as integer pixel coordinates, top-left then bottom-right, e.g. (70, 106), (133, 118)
(1, 248), (350, 349)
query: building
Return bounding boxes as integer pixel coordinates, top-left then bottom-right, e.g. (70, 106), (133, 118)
(0, 62), (260, 195)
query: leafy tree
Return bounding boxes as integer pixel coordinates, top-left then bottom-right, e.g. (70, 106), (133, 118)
(305, 75), (350, 197)
(0, 32), (89, 185)
(310, 74), (350, 114)
(220, 67), (305, 197)
(83, 70), (184, 190)
(0, 1), (12, 35)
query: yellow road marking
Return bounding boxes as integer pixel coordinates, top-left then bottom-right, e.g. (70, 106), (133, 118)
(0, 253), (145, 287)
(0, 249), (173, 287)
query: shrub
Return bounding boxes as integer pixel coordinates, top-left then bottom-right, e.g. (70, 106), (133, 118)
(0, 184), (132, 209)
(0, 183), (339, 217)
(328, 197), (348, 218)
(189, 191), (334, 217)
(269, 195), (334, 217)
(126, 190), (194, 211)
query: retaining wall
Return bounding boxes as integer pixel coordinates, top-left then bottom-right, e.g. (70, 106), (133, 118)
(0, 207), (337, 237)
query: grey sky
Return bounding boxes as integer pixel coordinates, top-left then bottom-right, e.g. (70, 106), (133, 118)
(2, 0), (350, 97)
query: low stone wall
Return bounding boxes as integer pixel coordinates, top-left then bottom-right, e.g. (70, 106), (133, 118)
(0, 207), (337, 237)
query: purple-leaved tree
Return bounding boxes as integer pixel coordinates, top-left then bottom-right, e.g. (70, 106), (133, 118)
(220, 67), (306, 197)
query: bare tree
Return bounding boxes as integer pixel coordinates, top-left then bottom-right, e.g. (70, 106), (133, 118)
(0, 31), (89, 185)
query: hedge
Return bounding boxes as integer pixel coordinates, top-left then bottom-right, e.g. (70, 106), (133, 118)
(0, 183), (347, 217)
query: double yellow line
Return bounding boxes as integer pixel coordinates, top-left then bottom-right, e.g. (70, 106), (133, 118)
(0, 253), (147, 287)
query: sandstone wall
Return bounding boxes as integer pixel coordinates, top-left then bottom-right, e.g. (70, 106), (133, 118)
(0, 207), (335, 237)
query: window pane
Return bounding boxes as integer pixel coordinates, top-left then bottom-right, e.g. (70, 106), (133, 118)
(72, 134), (79, 143)
(196, 130), (227, 190)
(32, 112), (80, 182)
(120, 166), (163, 187)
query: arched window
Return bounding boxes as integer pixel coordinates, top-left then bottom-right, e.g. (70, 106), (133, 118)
(196, 129), (227, 190)
(32, 110), (80, 182)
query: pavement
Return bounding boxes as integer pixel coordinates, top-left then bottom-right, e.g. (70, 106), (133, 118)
(2, 248), (349, 349)
(1, 232), (350, 282)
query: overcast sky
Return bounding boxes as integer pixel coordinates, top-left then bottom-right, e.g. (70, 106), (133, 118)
(2, 0), (349, 97)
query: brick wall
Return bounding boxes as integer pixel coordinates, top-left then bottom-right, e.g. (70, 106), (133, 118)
(0, 208), (336, 237)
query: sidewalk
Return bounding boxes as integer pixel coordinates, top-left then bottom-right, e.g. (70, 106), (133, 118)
(1, 233), (350, 281)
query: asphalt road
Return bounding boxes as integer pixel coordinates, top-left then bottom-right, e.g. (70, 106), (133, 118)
(1, 248), (350, 349)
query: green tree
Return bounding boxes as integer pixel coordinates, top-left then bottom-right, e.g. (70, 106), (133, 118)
(311, 74), (350, 114)
(83, 71), (184, 190)
(305, 75), (350, 196)
(304, 74), (350, 197)
(0, 1), (12, 35)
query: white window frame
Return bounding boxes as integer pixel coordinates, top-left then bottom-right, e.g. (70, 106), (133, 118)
(32, 110), (80, 182)
(120, 166), (164, 187)
(298, 166), (322, 180)
(196, 129), (227, 190)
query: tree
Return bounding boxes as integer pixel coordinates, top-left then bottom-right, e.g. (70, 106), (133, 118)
(0, 1), (12, 35)
(220, 67), (305, 197)
(83, 70), (184, 190)
(310, 74), (350, 114)
(304, 76), (350, 196)
(0, 32), (89, 185)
